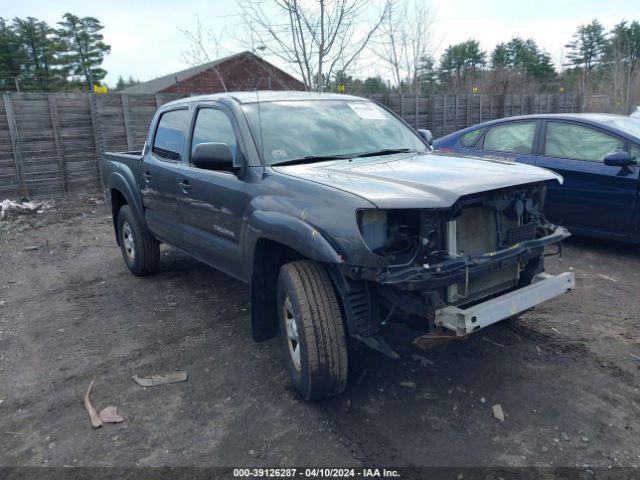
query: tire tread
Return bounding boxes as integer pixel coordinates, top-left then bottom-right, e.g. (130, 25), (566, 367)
(279, 260), (348, 400)
(117, 205), (160, 276)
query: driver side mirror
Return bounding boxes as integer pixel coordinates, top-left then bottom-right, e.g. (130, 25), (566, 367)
(418, 129), (433, 147)
(191, 142), (235, 171)
(603, 151), (636, 167)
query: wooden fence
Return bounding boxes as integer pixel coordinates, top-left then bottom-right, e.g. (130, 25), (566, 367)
(0, 92), (181, 198)
(369, 92), (582, 139)
(0, 92), (582, 198)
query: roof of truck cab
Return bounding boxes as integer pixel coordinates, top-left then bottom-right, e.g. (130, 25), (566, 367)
(162, 91), (368, 107)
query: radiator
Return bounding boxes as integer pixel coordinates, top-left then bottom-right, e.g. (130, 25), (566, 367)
(447, 207), (520, 305)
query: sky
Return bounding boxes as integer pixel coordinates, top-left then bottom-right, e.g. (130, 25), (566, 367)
(3, 0), (639, 86)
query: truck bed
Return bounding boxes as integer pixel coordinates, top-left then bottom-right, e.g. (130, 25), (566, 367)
(104, 151), (143, 163)
(101, 151), (144, 190)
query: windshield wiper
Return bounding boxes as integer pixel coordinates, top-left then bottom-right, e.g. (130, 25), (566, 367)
(272, 149), (416, 167)
(271, 154), (353, 167)
(352, 148), (415, 158)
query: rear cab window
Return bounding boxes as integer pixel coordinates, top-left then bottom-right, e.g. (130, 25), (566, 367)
(152, 109), (189, 161)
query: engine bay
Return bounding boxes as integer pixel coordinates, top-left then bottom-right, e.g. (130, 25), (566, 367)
(358, 183), (552, 270)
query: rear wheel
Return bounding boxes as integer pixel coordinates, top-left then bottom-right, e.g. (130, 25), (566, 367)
(117, 205), (160, 276)
(277, 260), (348, 400)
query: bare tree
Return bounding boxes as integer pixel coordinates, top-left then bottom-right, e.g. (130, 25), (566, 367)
(605, 20), (640, 111)
(236, 0), (391, 91)
(375, 0), (435, 94)
(178, 15), (231, 91)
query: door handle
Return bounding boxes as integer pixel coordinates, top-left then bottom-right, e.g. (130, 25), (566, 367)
(179, 180), (192, 192)
(142, 171), (152, 183)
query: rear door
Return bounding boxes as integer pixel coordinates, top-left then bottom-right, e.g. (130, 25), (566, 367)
(140, 108), (189, 246)
(535, 120), (639, 238)
(176, 104), (248, 279)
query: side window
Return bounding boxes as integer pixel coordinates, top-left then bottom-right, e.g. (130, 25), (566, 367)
(191, 108), (238, 161)
(483, 122), (536, 154)
(629, 144), (640, 161)
(153, 109), (189, 161)
(544, 122), (624, 162)
(460, 129), (483, 147)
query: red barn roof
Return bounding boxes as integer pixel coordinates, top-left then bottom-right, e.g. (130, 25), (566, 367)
(121, 51), (305, 94)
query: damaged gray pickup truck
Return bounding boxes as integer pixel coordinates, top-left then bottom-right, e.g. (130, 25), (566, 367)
(102, 91), (575, 400)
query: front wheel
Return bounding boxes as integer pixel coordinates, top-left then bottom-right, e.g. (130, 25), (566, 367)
(277, 260), (349, 401)
(117, 205), (160, 276)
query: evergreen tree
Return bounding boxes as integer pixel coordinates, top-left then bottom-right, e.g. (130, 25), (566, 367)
(564, 20), (607, 93)
(417, 55), (438, 93)
(491, 43), (510, 69)
(56, 13), (110, 90)
(491, 37), (555, 83)
(605, 20), (640, 73)
(463, 40), (487, 75)
(115, 75), (125, 91)
(362, 76), (388, 94)
(528, 44), (555, 82)
(13, 17), (67, 91)
(0, 18), (24, 91)
(439, 39), (486, 89)
(114, 74), (140, 91)
(565, 20), (606, 73)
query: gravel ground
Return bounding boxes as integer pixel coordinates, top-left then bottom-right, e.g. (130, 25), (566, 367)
(0, 195), (638, 471)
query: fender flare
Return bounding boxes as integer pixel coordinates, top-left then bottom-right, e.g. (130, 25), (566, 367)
(244, 210), (343, 274)
(244, 210), (344, 342)
(107, 171), (153, 245)
(108, 171), (145, 220)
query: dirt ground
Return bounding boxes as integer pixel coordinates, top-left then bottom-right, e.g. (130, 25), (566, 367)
(0, 195), (638, 470)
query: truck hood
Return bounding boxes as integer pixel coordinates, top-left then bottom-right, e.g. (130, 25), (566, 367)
(273, 152), (562, 209)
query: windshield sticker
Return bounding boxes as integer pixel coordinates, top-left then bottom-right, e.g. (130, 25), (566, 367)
(271, 149), (288, 160)
(348, 103), (386, 120)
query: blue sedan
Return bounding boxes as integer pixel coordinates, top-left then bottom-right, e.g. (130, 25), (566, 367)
(433, 114), (640, 243)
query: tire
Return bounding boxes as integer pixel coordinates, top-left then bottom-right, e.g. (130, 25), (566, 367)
(277, 260), (349, 400)
(117, 205), (160, 276)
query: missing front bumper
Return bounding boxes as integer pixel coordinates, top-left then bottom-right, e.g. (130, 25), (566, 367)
(434, 272), (575, 336)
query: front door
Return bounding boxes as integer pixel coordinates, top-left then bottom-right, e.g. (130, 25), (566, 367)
(476, 120), (539, 166)
(177, 106), (248, 279)
(535, 120), (639, 239)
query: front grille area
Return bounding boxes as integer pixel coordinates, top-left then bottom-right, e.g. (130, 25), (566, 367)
(448, 206), (520, 304)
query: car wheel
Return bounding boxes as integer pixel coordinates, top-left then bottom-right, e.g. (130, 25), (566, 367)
(277, 260), (348, 400)
(117, 205), (160, 276)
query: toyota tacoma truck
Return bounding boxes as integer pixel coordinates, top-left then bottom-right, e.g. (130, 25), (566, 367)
(101, 91), (575, 400)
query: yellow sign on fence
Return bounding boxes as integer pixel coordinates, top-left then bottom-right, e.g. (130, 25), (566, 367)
(337, 84), (345, 93)
(93, 84), (108, 94)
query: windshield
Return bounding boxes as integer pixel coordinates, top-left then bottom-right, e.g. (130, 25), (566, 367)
(601, 117), (640, 138)
(242, 100), (427, 165)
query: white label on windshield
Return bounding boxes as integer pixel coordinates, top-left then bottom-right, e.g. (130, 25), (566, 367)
(271, 149), (288, 160)
(348, 102), (386, 120)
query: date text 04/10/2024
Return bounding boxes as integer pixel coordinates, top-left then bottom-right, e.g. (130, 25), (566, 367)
(232, 468), (401, 478)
